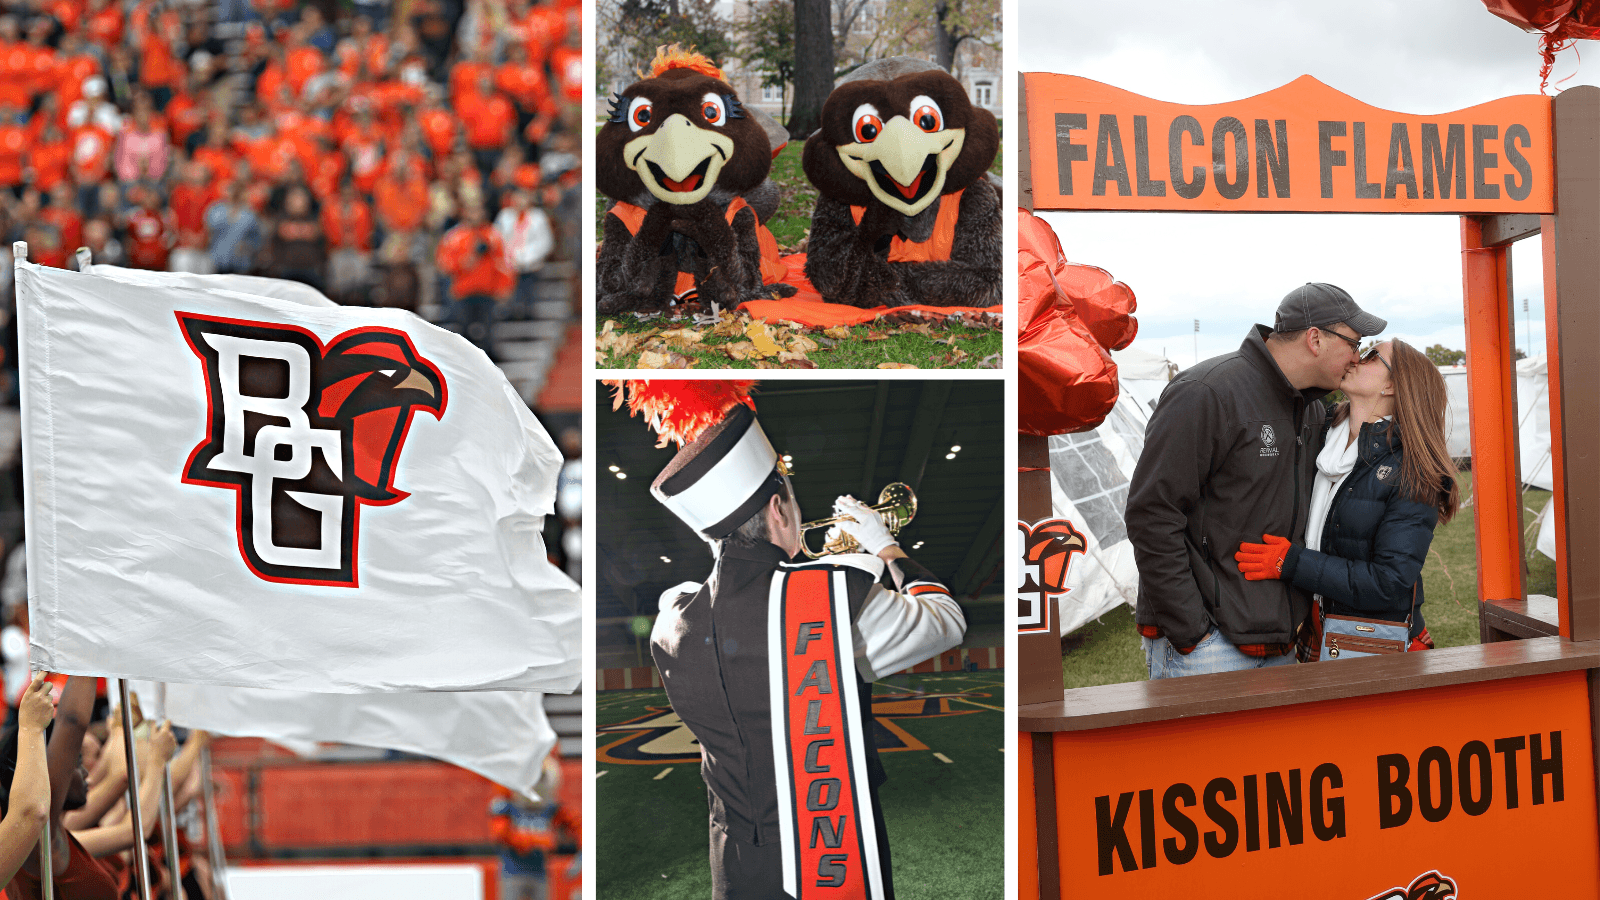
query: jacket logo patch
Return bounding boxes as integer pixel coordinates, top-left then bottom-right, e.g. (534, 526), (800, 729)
(178, 313), (447, 587)
(1259, 424), (1279, 457)
(1377, 465), (1393, 481)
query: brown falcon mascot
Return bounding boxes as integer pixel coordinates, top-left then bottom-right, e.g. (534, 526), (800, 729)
(596, 46), (795, 314)
(802, 57), (1001, 308)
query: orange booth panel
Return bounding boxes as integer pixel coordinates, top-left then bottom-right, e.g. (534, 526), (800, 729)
(1045, 671), (1598, 897)
(254, 762), (499, 849)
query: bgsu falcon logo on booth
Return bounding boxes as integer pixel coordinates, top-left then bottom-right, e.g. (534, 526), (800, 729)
(177, 313), (447, 587)
(1017, 518), (1086, 634)
(1365, 870), (1457, 900)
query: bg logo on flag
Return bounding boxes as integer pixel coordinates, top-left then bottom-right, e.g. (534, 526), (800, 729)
(177, 313), (447, 586)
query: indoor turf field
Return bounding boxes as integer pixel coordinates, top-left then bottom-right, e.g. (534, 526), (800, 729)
(596, 670), (1005, 899)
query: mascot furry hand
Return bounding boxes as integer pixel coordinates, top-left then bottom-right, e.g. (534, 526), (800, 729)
(597, 46), (795, 314)
(802, 58), (1001, 308)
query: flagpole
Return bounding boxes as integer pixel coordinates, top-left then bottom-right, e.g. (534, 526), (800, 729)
(37, 817), (51, 900)
(160, 764), (180, 900)
(156, 684), (180, 900)
(201, 744), (228, 900)
(119, 680), (153, 900)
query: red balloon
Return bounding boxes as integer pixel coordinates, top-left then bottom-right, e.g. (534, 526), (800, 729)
(1017, 209), (1138, 437)
(1481, 0), (1600, 91)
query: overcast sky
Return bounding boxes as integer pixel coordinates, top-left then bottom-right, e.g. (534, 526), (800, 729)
(1021, 0), (1579, 367)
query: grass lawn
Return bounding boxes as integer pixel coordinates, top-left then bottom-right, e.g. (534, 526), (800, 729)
(593, 142), (1004, 370)
(595, 311), (1001, 369)
(1061, 470), (1555, 690)
(597, 671), (1004, 900)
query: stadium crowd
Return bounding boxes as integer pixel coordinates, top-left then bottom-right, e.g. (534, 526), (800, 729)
(0, 0), (583, 363)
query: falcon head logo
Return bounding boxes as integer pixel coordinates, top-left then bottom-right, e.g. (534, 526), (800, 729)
(1021, 518), (1086, 594)
(1017, 518), (1086, 634)
(177, 313), (448, 587)
(1366, 870), (1458, 900)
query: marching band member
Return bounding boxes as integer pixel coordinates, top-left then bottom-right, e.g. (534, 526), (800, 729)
(614, 381), (965, 900)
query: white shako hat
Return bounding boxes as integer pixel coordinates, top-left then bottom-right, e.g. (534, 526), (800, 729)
(651, 403), (786, 539)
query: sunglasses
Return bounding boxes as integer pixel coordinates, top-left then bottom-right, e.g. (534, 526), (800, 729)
(1320, 328), (1362, 351)
(1362, 346), (1392, 373)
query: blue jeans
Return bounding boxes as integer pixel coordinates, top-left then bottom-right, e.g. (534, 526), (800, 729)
(1143, 628), (1297, 679)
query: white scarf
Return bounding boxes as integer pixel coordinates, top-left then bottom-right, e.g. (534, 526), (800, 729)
(1305, 418), (1365, 552)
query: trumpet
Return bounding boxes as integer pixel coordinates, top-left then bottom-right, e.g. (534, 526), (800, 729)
(800, 483), (918, 559)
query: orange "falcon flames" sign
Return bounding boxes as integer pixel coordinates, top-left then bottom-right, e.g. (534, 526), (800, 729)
(1024, 74), (1553, 214)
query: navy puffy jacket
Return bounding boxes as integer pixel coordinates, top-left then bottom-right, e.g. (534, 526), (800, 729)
(1279, 418), (1439, 640)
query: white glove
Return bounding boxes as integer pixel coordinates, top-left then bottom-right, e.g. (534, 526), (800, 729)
(832, 495), (897, 555)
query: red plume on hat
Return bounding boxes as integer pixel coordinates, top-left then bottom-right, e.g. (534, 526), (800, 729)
(607, 380), (759, 448)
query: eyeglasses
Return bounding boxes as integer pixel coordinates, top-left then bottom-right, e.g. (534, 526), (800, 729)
(1320, 328), (1362, 352)
(1362, 346), (1392, 373)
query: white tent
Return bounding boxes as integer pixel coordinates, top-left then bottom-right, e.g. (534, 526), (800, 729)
(1438, 354), (1552, 490)
(1048, 352), (1175, 636)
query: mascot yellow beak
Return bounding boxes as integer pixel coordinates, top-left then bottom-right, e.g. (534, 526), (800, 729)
(625, 113), (735, 206)
(836, 117), (965, 217)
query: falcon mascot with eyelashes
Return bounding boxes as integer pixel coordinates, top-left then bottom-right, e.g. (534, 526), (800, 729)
(596, 46), (794, 313)
(802, 57), (1002, 308)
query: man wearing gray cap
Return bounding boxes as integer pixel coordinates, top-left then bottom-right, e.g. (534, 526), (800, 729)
(1126, 283), (1386, 678)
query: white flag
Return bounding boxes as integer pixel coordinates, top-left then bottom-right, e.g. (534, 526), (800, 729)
(15, 260), (580, 693)
(127, 681), (556, 797)
(79, 262), (339, 308)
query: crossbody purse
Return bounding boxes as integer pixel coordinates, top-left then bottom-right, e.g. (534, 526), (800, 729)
(1320, 584), (1417, 660)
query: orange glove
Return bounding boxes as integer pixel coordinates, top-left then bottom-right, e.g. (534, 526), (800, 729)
(1235, 534), (1292, 580)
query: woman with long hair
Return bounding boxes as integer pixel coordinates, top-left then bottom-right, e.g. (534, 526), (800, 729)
(1235, 339), (1461, 658)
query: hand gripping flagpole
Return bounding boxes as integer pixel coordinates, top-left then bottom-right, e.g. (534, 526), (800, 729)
(119, 680), (153, 900)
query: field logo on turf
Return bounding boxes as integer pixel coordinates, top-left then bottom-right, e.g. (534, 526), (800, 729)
(599, 689), (995, 765)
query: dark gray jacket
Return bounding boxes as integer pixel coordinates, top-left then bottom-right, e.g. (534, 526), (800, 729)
(1128, 326), (1327, 648)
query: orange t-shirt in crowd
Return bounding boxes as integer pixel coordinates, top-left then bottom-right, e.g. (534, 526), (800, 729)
(25, 45), (59, 102)
(165, 91), (204, 146)
(54, 53), (99, 109)
(373, 173), (428, 233)
(125, 207), (174, 270)
(192, 145), (237, 184)
(550, 46), (583, 104)
(461, 92), (514, 151)
(39, 204), (82, 253)
(308, 150), (347, 200)
(419, 107), (458, 158)
(169, 181), (217, 246)
(494, 62), (554, 115)
(48, 0), (86, 29)
(448, 60), (493, 108)
(0, 122), (26, 185)
(69, 124), (113, 183)
(0, 42), (33, 108)
(85, 5), (124, 48)
(344, 135), (385, 194)
(436, 223), (513, 299)
(286, 45), (324, 97)
(516, 5), (567, 62)
(256, 62), (287, 110)
(139, 36), (181, 89)
(322, 198), (373, 251)
(28, 138), (70, 191)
